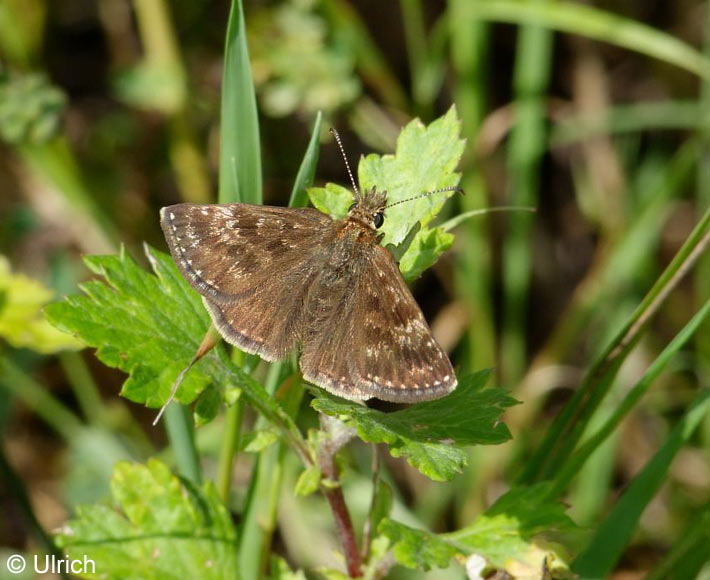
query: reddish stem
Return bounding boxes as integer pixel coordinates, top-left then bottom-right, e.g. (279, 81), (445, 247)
(319, 415), (361, 578)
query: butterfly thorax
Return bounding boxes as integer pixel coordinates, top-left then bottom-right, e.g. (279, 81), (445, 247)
(346, 186), (387, 231)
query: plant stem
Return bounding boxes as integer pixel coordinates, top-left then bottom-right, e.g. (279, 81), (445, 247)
(0, 356), (82, 440)
(58, 351), (104, 425)
(319, 414), (361, 578)
(361, 445), (380, 563)
(217, 402), (244, 502)
(164, 403), (202, 485)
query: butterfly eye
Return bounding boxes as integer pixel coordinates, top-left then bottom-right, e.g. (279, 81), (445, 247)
(373, 212), (384, 229)
(348, 202), (358, 212)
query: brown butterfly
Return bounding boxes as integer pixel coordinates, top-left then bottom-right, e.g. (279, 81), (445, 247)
(160, 131), (459, 403)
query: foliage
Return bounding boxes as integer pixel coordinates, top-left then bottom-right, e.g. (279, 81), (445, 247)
(312, 370), (516, 481)
(0, 255), (81, 353)
(56, 459), (238, 580)
(309, 106), (464, 280)
(381, 484), (576, 578)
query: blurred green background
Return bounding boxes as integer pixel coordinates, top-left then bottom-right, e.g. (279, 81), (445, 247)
(1, 1), (709, 578)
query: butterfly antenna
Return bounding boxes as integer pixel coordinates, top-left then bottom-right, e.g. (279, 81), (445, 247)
(330, 128), (360, 196)
(385, 186), (464, 209)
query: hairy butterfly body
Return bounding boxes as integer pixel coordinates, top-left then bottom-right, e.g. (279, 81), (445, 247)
(161, 185), (457, 403)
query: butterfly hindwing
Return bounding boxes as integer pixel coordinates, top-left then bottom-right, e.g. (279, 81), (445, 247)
(350, 245), (456, 402)
(300, 238), (456, 402)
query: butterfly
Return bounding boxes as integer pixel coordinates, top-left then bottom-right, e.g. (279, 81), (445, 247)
(160, 131), (459, 403)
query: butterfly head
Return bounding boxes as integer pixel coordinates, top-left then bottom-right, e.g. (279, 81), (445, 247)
(348, 186), (387, 230)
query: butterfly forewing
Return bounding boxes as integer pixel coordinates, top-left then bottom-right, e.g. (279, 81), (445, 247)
(161, 203), (331, 360)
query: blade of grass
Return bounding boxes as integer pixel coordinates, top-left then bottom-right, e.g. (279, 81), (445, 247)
(471, 0), (710, 80)
(644, 503), (710, 580)
(214, 0), (265, 506)
(531, 140), (698, 370)
(696, 3), (710, 446)
(400, 0), (430, 117)
(288, 111), (323, 208)
(519, 205), (710, 483)
(571, 389), (710, 579)
(501, 0), (554, 387)
(0, 356), (82, 440)
(219, 0), (262, 204)
(449, 0), (495, 373)
(550, 296), (710, 497)
(550, 100), (704, 146)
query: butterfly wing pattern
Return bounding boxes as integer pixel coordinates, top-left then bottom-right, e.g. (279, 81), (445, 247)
(161, 203), (331, 361)
(161, 201), (457, 403)
(300, 239), (456, 402)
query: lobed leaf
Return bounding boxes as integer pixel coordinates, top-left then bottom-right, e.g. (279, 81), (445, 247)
(307, 106), (465, 280)
(311, 370), (516, 481)
(381, 483), (576, 577)
(55, 459), (238, 580)
(45, 246), (302, 443)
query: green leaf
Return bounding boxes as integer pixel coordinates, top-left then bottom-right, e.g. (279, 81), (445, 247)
(45, 246), (305, 453)
(193, 383), (221, 427)
(294, 465), (321, 497)
(381, 483), (575, 577)
(289, 111), (323, 208)
(0, 73), (66, 145)
(267, 556), (307, 580)
(55, 459), (238, 580)
(0, 255), (82, 353)
(307, 182), (352, 219)
(359, 106), (464, 247)
(470, 1), (710, 81)
(241, 429), (279, 453)
(378, 519), (458, 571)
(397, 226), (454, 282)
(311, 370), (516, 481)
(308, 107), (464, 280)
(220, 0), (262, 204)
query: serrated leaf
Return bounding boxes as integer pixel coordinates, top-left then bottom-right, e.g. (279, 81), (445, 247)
(397, 226), (455, 282)
(0, 255), (82, 353)
(379, 519), (457, 571)
(55, 459), (238, 580)
(294, 464), (321, 496)
(311, 370), (516, 481)
(45, 246), (302, 443)
(381, 483), (576, 578)
(308, 108), (464, 280)
(359, 106), (464, 248)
